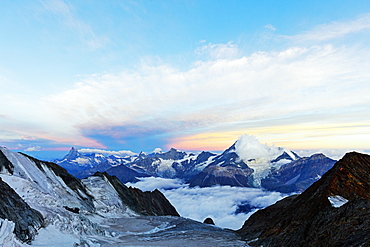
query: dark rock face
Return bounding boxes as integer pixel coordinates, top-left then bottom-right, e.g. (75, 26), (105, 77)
(203, 217), (215, 225)
(155, 148), (187, 160)
(234, 201), (261, 214)
(238, 152), (370, 247)
(0, 149), (14, 175)
(171, 151), (217, 180)
(261, 153), (336, 193)
(270, 151), (300, 163)
(187, 165), (254, 187)
(187, 144), (254, 187)
(106, 163), (150, 183)
(0, 177), (44, 243)
(93, 172), (180, 217)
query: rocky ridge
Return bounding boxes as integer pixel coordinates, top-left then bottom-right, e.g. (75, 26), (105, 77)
(261, 153), (336, 193)
(238, 151), (370, 246)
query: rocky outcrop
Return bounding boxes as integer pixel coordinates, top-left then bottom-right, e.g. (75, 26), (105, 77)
(261, 153), (336, 192)
(0, 177), (44, 243)
(0, 149), (14, 175)
(203, 217), (215, 225)
(106, 163), (150, 183)
(238, 152), (370, 247)
(93, 172), (180, 217)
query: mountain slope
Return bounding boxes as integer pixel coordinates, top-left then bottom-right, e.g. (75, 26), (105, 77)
(53, 147), (135, 178)
(238, 151), (370, 246)
(107, 148), (217, 181)
(187, 144), (255, 187)
(187, 136), (300, 188)
(92, 172), (179, 216)
(0, 177), (44, 243)
(261, 153), (336, 192)
(0, 147), (183, 245)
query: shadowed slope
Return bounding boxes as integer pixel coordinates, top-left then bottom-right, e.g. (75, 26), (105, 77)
(238, 152), (370, 247)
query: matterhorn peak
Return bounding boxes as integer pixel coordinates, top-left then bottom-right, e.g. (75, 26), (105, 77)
(63, 147), (80, 159)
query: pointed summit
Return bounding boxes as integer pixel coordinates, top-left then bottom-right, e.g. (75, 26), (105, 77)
(63, 147), (81, 161)
(323, 151), (370, 200)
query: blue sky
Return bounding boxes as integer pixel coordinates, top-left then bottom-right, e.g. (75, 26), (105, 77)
(1, 0), (370, 159)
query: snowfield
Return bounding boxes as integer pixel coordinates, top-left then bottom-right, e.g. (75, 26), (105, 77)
(0, 147), (254, 246)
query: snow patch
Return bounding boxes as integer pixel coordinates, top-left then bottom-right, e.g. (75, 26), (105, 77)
(0, 219), (24, 247)
(328, 195), (349, 208)
(31, 224), (80, 247)
(72, 157), (90, 165)
(195, 155), (216, 171)
(82, 176), (127, 216)
(156, 159), (176, 178)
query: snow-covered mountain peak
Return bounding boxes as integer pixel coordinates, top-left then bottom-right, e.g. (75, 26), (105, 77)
(63, 147), (81, 160)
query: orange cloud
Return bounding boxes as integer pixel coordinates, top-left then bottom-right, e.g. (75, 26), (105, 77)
(168, 122), (370, 152)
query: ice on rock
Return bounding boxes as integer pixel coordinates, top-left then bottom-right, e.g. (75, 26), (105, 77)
(328, 195), (349, 208)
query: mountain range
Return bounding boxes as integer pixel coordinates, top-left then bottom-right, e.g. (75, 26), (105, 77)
(0, 141), (369, 246)
(0, 146), (244, 246)
(54, 135), (336, 193)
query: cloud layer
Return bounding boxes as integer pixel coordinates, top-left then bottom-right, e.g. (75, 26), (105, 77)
(45, 37), (370, 149)
(1, 11), (370, 153)
(127, 177), (289, 230)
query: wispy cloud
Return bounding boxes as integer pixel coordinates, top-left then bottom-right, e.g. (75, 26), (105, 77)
(39, 0), (109, 50)
(289, 13), (370, 41)
(44, 37), (370, 149)
(2, 13), (370, 151)
(195, 42), (240, 60)
(24, 146), (42, 152)
(265, 24), (276, 31)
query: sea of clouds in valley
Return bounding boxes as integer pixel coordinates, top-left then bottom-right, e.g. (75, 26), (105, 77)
(126, 177), (290, 230)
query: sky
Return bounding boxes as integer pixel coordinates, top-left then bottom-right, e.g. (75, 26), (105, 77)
(1, 0), (370, 159)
